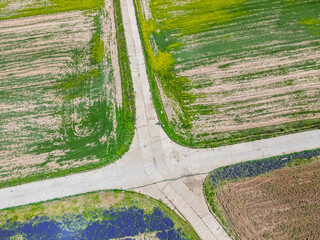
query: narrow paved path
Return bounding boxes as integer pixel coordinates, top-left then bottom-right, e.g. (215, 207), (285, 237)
(1, 0), (320, 239)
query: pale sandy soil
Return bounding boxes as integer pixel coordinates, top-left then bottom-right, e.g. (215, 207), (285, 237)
(0, 1), (120, 182)
(0, 11), (93, 77)
(0, 0), (52, 19)
(180, 46), (320, 82)
(103, 0), (122, 107)
(183, 45), (320, 134)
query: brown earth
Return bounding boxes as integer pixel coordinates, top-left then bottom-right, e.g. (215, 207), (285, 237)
(215, 157), (320, 240)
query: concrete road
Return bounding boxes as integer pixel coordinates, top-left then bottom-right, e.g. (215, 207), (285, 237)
(0, 0), (319, 239)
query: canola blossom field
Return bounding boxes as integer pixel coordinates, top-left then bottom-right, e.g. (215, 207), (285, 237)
(135, 0), (320, 147)
(0, 0), (135, 187)
(0, 191), (198, 240)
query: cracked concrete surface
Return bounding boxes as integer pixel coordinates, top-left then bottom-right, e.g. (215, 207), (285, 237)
(0, 0), (319, 239)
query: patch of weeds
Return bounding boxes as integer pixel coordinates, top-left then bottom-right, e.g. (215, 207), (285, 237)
(218, 62), (234, 69)
(287, 157), (319, 168)
(284, 79), (294, 86)
(263, 232), (271, 239)
(135, 0), (196, 133)
(0, 0), (135, 188)
(193, 104), (222, 115)
(234, 115), (243, 124)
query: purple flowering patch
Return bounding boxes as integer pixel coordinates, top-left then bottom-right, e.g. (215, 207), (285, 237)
(0, 207), (190, 240)
(208, 149), (320, 187)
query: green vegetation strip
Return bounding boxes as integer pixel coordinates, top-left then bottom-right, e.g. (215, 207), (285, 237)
(133, 0), (195, 146)
(0, 0), (135, 188)
(194, 119), (320, 148)
(0, 190), (199, 239)
(134, 0), (320, 148)
(0, 0), (104, 20)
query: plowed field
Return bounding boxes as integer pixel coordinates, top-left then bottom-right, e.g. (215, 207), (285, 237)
(216, 156), (320, 240)
(135, 0), (320, 146)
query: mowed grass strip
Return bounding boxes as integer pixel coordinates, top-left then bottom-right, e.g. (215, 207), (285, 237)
(135, 0), (320, 147)
(0, 0), (135, 187)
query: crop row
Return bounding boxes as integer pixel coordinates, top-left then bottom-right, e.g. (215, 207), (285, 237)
(0, 0), (136, 188)
(0, 206), (189, 239)
(0, 0), (104, 20)
(134, 0), (320, 148)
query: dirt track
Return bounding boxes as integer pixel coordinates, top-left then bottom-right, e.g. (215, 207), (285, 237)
(216, 156), (320, 240)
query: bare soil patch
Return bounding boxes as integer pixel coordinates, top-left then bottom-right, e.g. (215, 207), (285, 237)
(215, 157), (320, 240)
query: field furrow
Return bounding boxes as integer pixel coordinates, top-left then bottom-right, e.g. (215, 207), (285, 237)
(0, 0), (135, 186)
(136, 0), (320, 146)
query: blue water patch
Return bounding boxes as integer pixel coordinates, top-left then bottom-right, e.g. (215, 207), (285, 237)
(0, 207), (190, 240)
(209, 149), (320, 187)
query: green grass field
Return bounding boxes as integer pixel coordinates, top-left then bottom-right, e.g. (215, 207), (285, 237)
(204, 151), (320, 239)
(0, 0), (135, 188)
(0, 0), (103, 20)
(135, 0), (320, 147)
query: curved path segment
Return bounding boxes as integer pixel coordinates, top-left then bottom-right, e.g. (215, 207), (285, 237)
(1, 0), (320, 239)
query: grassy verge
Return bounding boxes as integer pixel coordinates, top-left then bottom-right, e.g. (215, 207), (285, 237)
(133, 0), (195, 146)
(114, 0), (136, 128)
(195, 118), (320, 148)
(0, 190), (199, 239)
(0, 0), (135, 189)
